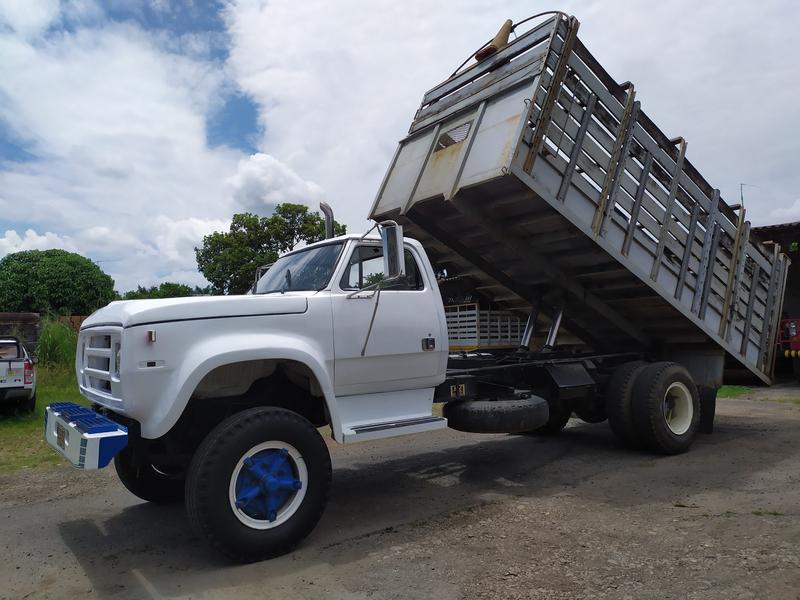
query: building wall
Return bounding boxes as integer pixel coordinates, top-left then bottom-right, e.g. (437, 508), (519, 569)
(753, 224), (799, 317)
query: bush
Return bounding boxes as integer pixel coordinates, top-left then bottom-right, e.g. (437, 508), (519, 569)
(122, 282), (195, 300)
(36, 319), (77, 368)
(0, 249), (116, 314)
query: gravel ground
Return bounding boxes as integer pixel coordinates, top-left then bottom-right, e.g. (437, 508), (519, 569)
(1, 389), (798, 600)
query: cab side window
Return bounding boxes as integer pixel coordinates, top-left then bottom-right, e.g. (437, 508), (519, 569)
(340, 245), (424, 291)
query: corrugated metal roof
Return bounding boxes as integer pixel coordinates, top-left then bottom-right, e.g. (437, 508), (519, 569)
(752, 221), (800, 233)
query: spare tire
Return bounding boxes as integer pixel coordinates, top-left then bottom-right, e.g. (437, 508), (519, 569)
(444, 396), (549, 433)
(527, 397), (572, 436)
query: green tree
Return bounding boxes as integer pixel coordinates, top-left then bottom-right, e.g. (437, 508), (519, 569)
(195, 203), (345, 294)
(0, 249), (116, 315)
(122, 282), (195, 300)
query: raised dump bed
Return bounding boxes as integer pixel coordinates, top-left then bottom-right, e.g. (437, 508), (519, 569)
(370, 12), (789, 384)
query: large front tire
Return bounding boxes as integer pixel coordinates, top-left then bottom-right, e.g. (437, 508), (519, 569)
(185, 407), (331, 563)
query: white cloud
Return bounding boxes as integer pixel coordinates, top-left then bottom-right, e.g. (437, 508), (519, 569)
(0, 2), (322, 292)
(0, 229), (77, 255)
(758, 199), (800, 227)
(227, 153), (325, 213)
(0, 0), (60, 38)
(152, 216), (230, 263)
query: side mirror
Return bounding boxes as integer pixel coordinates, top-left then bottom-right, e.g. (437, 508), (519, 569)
(252, 263), (273, 293)
(380, 222), (405, 280)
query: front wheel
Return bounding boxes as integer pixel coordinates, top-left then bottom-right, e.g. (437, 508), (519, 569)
(185, 407), (331, 563)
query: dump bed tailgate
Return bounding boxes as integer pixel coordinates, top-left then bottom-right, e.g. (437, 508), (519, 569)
(370, 13), (789, 383)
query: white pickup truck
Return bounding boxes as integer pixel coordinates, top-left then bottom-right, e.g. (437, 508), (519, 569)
(45, 12), (788, 563)
(1, 337), (37, 413)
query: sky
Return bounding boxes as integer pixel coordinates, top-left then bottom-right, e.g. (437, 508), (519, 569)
(0, 0), (798, 292)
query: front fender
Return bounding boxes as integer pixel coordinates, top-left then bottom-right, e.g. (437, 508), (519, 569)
(142, 333), (339, 440)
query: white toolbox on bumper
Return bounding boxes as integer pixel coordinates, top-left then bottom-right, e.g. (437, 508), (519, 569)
(45, 402), (128, 470)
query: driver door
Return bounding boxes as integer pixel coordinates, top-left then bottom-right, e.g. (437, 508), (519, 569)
(330, 242), (445, 397)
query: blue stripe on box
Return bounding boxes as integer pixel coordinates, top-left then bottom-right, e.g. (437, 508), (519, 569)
(98, 435), (128, 468)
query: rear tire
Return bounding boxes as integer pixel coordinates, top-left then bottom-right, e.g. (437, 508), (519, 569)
(793, 360), (800, 384)
(17, 393), (36, 415)
(631, 362), (700, 455)
(114, 447), (185, 503)
(605, 361), (647, 447)
(185, 407), (331, 563)
(573, 393), (606, 424)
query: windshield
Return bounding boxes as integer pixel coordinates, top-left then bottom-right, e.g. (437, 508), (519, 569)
(255, 242), (343, 294)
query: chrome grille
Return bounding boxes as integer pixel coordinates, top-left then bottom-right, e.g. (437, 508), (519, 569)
(79, 329), (121, 398)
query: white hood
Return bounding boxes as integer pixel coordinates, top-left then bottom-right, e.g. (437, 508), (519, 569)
(81, 293), (309, 329)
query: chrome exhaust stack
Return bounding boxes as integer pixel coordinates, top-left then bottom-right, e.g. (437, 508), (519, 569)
(320, 202), (334, 239)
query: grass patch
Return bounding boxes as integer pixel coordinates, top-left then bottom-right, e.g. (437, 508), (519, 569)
(36, 319), (77, 368)
(0, 365), (85, 473)
(718, 385), (752, 398)
(752, 510), (785, 516)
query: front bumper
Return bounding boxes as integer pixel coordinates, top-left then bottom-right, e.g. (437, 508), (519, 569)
(0, 387), (33, 402)
(44, 403), (128, 470)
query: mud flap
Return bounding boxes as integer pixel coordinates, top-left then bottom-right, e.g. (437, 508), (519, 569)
(698, 386), (717, 434)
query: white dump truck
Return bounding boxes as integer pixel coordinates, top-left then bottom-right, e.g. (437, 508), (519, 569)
(45, 12), (789, 562)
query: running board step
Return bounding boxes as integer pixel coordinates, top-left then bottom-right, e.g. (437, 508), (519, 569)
(343, 415), (447, 443)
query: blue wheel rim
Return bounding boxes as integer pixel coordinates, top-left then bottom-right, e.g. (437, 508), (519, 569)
(233, 447), (303, 522)
(227, 441), (308, 530)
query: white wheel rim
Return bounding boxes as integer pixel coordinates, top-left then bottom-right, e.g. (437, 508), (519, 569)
(228, 441), (308, 530)
(663, 382), (693, 435)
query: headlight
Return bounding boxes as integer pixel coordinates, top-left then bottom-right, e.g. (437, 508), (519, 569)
(790, 321), (798, 338)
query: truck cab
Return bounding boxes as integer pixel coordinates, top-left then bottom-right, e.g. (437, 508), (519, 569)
(68, 232), (448, 447)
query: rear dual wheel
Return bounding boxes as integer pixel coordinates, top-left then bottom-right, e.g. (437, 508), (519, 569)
(606, 361), (700, 455)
